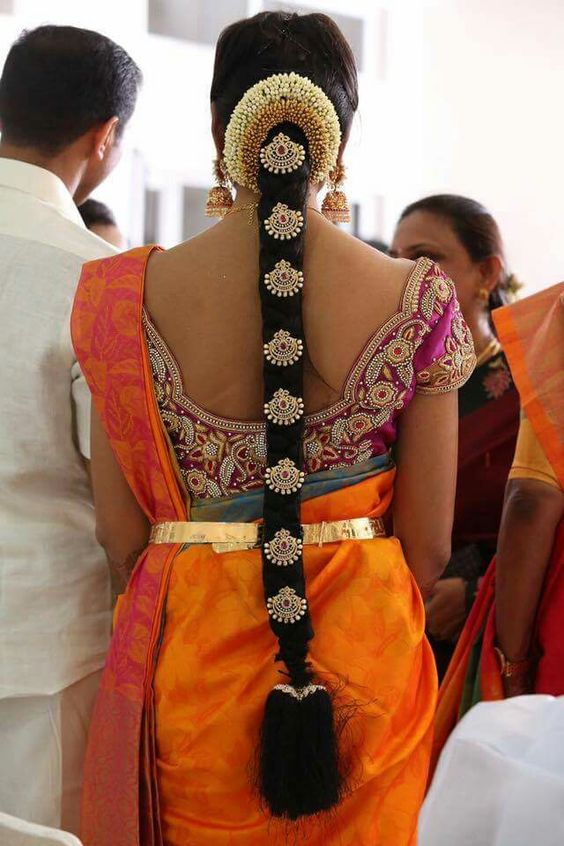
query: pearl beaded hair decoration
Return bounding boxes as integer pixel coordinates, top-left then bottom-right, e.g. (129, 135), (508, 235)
(223, 72), (342, 193)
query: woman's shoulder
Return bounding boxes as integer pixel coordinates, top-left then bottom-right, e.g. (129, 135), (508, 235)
(308, 222), (455, 328)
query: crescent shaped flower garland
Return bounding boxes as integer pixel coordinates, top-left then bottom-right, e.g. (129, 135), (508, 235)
(222, 72), (342, 193)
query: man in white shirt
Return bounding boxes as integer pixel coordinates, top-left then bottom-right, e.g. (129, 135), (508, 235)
(0, 26), (141, 834)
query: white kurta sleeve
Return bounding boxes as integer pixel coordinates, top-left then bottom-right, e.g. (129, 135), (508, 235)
(71, 359), (92, 460)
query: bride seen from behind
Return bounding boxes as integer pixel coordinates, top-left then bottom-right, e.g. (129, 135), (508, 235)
(72, 11), (475, 845)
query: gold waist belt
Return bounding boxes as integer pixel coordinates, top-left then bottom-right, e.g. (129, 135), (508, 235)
(150, 517), (386, 553)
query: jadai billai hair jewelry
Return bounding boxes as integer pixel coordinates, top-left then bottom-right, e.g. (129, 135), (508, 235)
(264, 203), (304, 240)
(260, 132), (306, 174)
(205, 157), (233, 218)
(264, 260), (304, 297)
(224, 72), (346, 822)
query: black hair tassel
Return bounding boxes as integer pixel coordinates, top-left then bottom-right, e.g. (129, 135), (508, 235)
(260, 683), (342, 819)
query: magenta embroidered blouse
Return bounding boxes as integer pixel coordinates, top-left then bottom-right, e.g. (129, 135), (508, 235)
(144, 258), (475, 500)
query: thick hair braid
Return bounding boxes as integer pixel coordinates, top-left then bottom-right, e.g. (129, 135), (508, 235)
(256, 123), (343, 819)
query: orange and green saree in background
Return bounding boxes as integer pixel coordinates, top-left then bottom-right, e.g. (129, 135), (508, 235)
(72, 247), (437, 846)
(433, 282), (564, 772)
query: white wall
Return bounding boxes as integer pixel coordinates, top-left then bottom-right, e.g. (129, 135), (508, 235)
(415, 0), (564, 291)
(1, 0), (562, 291)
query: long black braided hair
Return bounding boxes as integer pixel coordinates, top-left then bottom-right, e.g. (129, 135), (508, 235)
(211, 12), (358, 821)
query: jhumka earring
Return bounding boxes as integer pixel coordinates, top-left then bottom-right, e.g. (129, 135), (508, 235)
(205, 158), (233, 218)
(321, 162), (350, 224)
(477, 286), (490, 303)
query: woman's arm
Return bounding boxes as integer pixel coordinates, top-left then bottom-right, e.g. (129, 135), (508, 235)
(91, 406), (150, 589)
(496, 478), (564, 665)
(393, 391), (459, 598)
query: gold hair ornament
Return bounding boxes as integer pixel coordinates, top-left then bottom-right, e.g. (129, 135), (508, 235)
(223, 72), (342, 193)
(260, 132), (306, 174)
(264, 203), (304, 239)
(267, 585), (308, 623)
(264, 388), (304, 426)
(265, 458), (305, 495)
(263, 330), (304, 367)
(264, 259), (304, 297)
(264, 529), (304, 566)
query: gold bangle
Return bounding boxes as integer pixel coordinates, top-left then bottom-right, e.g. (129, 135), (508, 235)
(494, 646), (536, 678)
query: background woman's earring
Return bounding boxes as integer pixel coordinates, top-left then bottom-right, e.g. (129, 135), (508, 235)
(477, 286), (490, 303)
(206, 158), (233, 218)
(321, 162), (351, 224)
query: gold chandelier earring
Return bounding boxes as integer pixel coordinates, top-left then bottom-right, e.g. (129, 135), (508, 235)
(205, 158), (234, 218)
(321, 162), (350, 224)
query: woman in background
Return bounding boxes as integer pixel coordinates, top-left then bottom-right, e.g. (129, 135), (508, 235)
(71, 12), (474, 846)
(434, 281), (564, 767)
(391, 195), (520, 677)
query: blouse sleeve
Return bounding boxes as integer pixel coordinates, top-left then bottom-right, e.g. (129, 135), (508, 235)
(414, 268), (476, 394)
(509, 413), (561, 490)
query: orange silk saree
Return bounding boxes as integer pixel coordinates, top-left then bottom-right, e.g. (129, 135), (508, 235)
(433, 282), (564, 772)
(72, 246), (437, 846)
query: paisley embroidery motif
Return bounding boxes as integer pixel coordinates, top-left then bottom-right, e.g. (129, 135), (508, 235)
(416, 302), (476, 394)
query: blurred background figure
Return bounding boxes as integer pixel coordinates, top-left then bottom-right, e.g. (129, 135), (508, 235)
(0, 24), (141, 834)
(363, 236), (389, 254)
(421, 695), (564, 846)
(434, 281), (564, 768)
(79, 198), (127, 249)
(391, 195), (521, 677)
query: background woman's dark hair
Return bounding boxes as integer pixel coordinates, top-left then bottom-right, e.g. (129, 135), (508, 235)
(78, 198), (117, 230)
(0, 25), (142, 154)
(399, 194), (512, 313)
(211, 11), (358, 821)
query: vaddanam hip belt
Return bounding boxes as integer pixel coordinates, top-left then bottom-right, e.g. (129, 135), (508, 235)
(150, 517), (386, 553)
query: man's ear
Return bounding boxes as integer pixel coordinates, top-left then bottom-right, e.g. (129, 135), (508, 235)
(93, 116), (120, 161)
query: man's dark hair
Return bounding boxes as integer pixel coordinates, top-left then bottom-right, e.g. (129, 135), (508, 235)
(78, 198), (117, 230)
(0, 25), (142, 153)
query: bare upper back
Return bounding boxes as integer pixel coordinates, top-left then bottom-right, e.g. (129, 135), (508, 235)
(143, 211), (414, 421)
